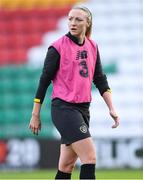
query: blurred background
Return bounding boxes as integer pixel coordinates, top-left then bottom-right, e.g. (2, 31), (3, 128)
(0, 0), (143, 174)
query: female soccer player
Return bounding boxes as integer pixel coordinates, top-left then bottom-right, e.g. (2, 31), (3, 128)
(29, 6), (119, 179)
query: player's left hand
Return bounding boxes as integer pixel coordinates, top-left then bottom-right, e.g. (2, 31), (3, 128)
(109, 110), (120, 128)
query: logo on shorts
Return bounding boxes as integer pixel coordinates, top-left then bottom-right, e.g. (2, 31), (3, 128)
(79, 125), (87, 133)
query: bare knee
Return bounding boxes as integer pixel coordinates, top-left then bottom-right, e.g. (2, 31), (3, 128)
(59, 159), (76, 173)
(81, 153), (96, 164)
(71, 138), (96, 164)
(58, 144), (77, 173)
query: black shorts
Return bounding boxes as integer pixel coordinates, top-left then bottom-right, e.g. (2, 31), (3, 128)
(51, 98), (91, 145)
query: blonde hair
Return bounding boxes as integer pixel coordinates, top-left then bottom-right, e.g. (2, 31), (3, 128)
(72, 6), (92, 38)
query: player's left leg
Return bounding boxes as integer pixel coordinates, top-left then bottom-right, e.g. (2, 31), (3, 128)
(71, 137), (96, 179)
(55, 144), (78, 179)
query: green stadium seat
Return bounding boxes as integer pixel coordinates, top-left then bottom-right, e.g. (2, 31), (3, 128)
(0, 65), (53, 138)
(103, 62), (118, 74)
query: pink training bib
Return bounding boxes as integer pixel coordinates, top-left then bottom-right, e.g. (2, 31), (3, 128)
(51, 35), (97, 103)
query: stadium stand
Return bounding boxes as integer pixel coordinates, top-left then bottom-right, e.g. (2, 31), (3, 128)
(0, 0), (85, 65)
(0, 65), (54, 137)
(0, 0), (85, 9)
(0, 9), (67, 65)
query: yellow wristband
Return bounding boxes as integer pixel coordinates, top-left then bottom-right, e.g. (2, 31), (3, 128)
(107, 89), (112, 93)
(34, 98), (41, 103)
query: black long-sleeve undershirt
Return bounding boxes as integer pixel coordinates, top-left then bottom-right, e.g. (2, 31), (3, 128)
(35, 47), (60, 102)
(93, 47), (110, 95)
(35, 34), (110, 104)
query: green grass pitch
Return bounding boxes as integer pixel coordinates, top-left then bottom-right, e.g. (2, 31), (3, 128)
(0, 169), (143, 179)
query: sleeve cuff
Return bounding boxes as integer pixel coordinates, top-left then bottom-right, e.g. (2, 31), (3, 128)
(100, 88), (111, 96)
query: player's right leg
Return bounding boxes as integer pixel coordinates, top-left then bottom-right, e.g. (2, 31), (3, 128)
(55, 144), (78, 179)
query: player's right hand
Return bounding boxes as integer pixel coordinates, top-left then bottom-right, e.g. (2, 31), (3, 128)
(29, 114), (41, 135)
